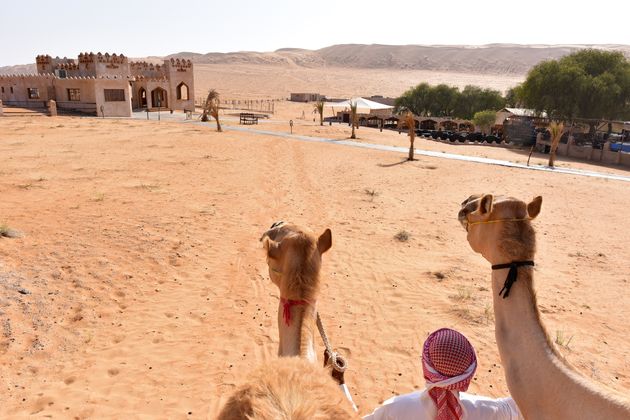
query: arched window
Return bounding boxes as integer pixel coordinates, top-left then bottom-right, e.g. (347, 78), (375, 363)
(138, 88), (147, 107)
(176, 82), (189, 100)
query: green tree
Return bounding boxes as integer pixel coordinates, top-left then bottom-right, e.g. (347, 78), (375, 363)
(473, 110), (497, 134)
(505, 85), (524, 108)
(396, 82), (505, 120)
(519, 49), (630, 127)
(429, 84), (459, 117)
(454, 85), (505, 120)
(395, 82), (433, 116)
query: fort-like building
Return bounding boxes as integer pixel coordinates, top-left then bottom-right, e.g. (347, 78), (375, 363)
(0, 52), (194, 117)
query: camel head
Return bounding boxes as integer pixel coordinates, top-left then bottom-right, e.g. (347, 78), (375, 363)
(458, 194), (542, 264)
(260, 221), (332, 302)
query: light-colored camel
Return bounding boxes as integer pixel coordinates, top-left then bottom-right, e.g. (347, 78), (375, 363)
(217, 222), (357, 419)
(458, 194), (630, 419)
(261, 222), (329, 362)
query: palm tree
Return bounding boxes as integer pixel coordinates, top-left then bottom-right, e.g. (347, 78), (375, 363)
(314, 100), (325, 126)
(349, 101), (358, 139)
(201, 89), (222, 132)
(398, 111), (417, 161)
(548, 120), (565, 167)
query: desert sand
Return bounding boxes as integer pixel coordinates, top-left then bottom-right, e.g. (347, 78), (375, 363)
(192, 63), (526, 100)
(0, 110), (629, 418)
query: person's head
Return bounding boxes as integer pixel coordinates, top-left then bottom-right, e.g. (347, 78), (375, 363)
(422, 328), (477, 386)
(422, 328), (478, 419)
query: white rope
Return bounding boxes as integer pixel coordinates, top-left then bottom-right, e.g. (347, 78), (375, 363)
(316, 312), (347, 373)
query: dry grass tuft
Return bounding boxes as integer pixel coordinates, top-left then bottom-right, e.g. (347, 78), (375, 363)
(452, 287), (473, 301)
(394, 230), (410, 242)
(92, 193), (106, 202)
(555, 330), (574, 349)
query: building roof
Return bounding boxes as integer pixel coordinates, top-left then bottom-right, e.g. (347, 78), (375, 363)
(500, 108), (548, 118)
(325, 97), (394, 113)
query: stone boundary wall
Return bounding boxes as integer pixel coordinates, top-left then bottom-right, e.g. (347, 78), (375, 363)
(421, 133), (630, 168)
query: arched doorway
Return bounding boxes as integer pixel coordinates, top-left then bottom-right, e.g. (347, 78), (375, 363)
(151, 87), (167, 108)
(176, 83), (189, 100)
(138, 88), (147, 108)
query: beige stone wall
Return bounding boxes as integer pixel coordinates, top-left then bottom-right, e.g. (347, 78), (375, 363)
(94, 79), (132, 117)
(568, 144), (593, 160)
(164, 59), (195, 112)
(142, 80), (170, 109)
(600, 149), (620, 165)
(54, 78), (99, 114)
(290, 93), (321, 102)
(0, 75), (54, 107)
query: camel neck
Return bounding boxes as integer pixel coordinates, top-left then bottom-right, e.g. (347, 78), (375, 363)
(277, 298), (317, 363)
(490, 264), (630, 418)
(491, 266), (563, 414)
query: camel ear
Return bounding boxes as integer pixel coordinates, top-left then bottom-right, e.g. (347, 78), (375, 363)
(317, 229), (332, 254)
(478, 194), (493, 215)
(527, 196), (543, 219)
(263, 237), (283, 260)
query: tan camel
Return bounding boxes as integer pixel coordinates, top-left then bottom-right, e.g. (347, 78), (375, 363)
(217, 222), (358, 419)
(458, 194), (630, 419)
(261, 221), (329, 362)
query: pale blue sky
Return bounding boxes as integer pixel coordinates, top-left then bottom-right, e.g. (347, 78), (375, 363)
(1, 0), (629, 66)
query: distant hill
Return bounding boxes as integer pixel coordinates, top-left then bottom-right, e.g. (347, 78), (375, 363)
(2, 44), (629, 76)
(167, 44), (630, 75)
(0, 63), (36, 74)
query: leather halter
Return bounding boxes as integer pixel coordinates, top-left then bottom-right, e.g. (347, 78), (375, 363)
(492, 261), (535, 298)
(467, 217), (530, 231)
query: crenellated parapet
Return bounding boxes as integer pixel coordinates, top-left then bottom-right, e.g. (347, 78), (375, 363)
(36, 55), (52, 64)
(78, 52), (128, 64)
(130, 61), (163, 71)
(133, 75), (168, 82)
(169, 58), (193, 72)
(0, 73), (56, 79)
(55, 62), (80, 71)
(129, 61), (166, 78)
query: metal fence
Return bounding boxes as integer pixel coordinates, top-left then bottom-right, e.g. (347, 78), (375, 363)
(194, 97), (282, 114)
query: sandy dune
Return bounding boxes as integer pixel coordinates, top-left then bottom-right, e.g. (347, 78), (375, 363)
(193, 64), (525, 100)
(0, 114), (628, 418)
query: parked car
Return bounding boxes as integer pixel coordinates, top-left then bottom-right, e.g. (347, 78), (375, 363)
(485, 135), (500, 144)
(467, 132), (484, 142)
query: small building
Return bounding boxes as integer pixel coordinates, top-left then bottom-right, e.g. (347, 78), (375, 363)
(0, 52), (194, 117)
(290, 93), (324, 102)
(495, 108), (547, 125)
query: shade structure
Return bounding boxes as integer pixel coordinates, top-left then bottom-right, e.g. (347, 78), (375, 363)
(325, 97), (393, 113)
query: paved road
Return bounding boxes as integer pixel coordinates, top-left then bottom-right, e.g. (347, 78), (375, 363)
(132, 111), (630, 183)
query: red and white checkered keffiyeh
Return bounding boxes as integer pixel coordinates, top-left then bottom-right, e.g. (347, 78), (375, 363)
(422, 328), (477, 420)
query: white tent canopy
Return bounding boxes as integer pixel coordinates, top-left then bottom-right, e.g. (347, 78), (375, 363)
(325, 97), (394, 113)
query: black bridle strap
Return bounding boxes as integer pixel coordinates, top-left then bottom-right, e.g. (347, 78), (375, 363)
(491, 261), (534, 299)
